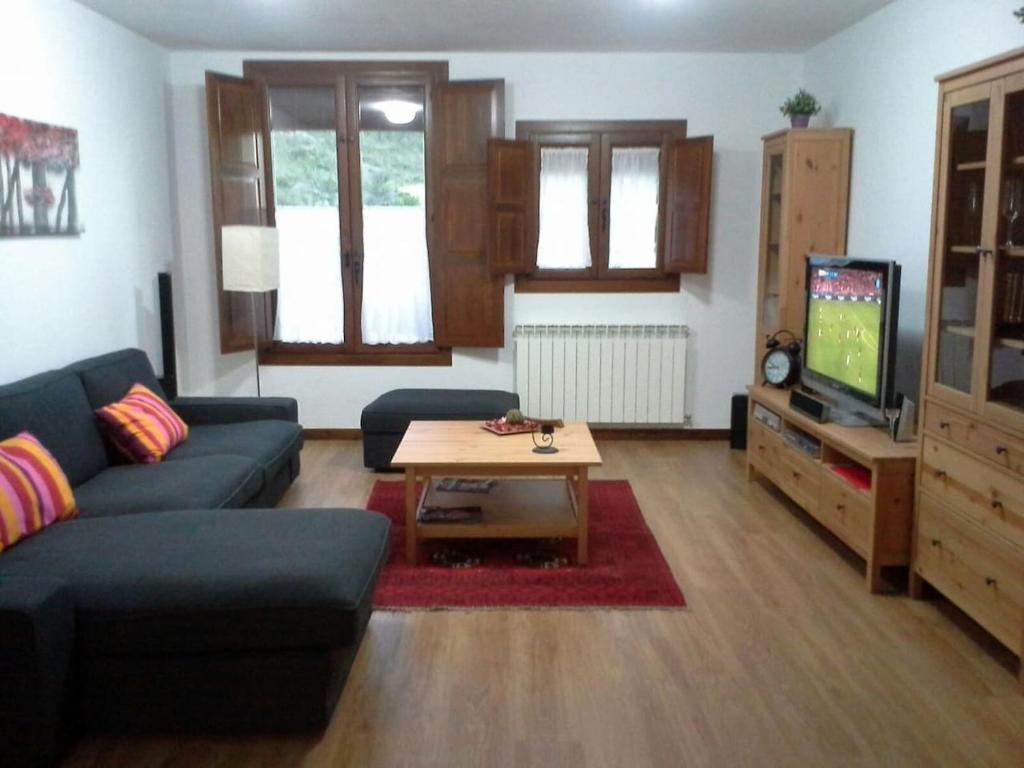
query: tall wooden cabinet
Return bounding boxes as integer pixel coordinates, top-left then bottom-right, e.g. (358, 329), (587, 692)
(914, 48), (1024, 681)
(754, 129), (853, 376)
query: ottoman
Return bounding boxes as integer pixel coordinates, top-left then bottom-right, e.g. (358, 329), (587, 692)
(361, 388), (520, 469)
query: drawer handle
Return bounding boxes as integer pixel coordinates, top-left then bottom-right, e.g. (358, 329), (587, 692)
(938, 420), (950, 430)
(836, 504), (846, 512)
(990, 499), (1004, 511)
(995, 445), (1008, 456)
(930, 538), (942, 548)
(985, 577), (998, 587)
(933, 469), (947, 480)
(792, 471), (801, 480)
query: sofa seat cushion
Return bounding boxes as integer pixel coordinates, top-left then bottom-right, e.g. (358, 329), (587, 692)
(165, 420), (302, 481)
(361, 389), (520, 434)
(73, 456), (261, 518)
(0, 508), (391, 654)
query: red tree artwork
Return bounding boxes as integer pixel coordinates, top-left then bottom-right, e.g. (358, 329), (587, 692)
(0, 113), (82, 237)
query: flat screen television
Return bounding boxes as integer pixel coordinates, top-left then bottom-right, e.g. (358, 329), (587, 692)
(801, 256), (902, 425)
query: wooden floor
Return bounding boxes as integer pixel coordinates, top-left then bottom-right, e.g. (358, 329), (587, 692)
(64, 440), (1024, 767)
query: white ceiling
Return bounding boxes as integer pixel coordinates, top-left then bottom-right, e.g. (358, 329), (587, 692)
(74, 0), (893, 53)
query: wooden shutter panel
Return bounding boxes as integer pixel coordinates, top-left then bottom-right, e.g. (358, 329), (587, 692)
(488, 139), (536, 275)
(205, 71), (273, 353)
(664, 135), (714, 274)
(434, 80), (506, 348)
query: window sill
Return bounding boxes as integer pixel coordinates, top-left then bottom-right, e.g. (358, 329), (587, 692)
(259, 347), (453, 367)
(514, 274), (681, 294)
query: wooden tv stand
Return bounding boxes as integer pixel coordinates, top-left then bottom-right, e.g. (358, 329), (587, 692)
(746, 385), (918, 593)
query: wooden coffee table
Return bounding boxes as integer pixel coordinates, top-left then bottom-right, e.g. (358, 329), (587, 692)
(391, 421), (603, 565)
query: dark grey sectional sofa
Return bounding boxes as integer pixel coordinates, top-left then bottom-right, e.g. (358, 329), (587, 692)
(0, 349), (390, 768)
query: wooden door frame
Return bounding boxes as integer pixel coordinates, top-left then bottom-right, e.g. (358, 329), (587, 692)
(980, 72), (1024, 434)
(924, 81), (995, 413)
(754, 136), (787, 378)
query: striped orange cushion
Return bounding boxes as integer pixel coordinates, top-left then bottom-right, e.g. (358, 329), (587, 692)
(96, 383), (189, 464)
(0, 432), (78, 553)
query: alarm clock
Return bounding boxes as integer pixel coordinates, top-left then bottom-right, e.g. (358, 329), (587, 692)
(761, 332), (801, 388)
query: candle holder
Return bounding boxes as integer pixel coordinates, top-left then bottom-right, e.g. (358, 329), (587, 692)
(531, 423), (558, 454)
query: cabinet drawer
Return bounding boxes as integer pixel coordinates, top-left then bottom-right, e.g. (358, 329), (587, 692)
(920, 436), (1024, 549)
(915, 491), (1024, 654)
(776, 444), (821, 513)
(819, 471), (872, 557)
(924, 400), (1024, 481)
(748, 420), (781, 472)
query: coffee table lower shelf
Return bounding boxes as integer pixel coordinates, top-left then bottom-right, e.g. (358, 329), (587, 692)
(406, 477), (587, 565)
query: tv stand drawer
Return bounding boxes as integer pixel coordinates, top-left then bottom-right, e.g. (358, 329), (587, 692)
(819, 471), (871, 557)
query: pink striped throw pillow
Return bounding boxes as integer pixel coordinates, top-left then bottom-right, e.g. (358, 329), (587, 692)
(0, 432), (78, 553)
(96, 383), (189, 464)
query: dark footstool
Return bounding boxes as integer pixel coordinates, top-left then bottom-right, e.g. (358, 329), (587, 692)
(361, 388), (520, 469)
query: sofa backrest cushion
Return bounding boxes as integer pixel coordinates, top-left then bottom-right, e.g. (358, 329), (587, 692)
(69, 349), (166, 410)
(0, 369), (109, 487)
(95, 384), (189, 464)
(0, 432), (79, 552)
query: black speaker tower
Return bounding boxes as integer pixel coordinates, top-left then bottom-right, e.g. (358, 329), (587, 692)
(157, 272), (178, 400)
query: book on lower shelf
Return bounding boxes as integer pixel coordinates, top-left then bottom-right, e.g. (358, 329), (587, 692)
(435, 478), (495, 494)
(828, 464), (872, 492)
(418, 505), (483, 524)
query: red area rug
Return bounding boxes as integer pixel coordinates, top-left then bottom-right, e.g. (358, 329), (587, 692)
(367, 479), (686, 610)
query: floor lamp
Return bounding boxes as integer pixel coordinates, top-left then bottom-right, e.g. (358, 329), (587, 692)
(221, 225), (280, 398)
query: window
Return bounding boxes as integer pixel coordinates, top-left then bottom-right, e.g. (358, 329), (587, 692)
(355, 86), (433, 346)
(537, 147), (591, 269)
(244, 61), (449, 364)
(516, 120), (688, 292)
(268, 86), (344, 344)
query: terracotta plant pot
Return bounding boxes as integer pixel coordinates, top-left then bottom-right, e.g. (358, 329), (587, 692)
(790, 114), (812, 129)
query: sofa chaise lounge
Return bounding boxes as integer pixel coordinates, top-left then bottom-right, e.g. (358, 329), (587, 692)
(0, 349), (390, 768)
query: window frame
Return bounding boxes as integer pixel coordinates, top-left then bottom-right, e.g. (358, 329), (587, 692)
(515, 119), (686, 293)
(244, 59), (452, 366)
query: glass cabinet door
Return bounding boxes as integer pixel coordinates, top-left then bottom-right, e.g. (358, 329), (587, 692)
(930, 87), (994, 404)
(983, 76), (1024, 427)
(761, 150), (784, 337)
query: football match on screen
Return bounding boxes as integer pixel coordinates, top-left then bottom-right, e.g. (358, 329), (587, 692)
(806, 267), (884, 397)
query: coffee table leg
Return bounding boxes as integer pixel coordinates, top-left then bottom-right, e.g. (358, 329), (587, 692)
(576, 466), (589, 565)
(405, 468), (418, 565)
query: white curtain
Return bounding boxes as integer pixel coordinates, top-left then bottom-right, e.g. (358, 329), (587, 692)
(274, 206), (345, 344)
(537, 147), (591, 270)
(360, 205), (434, 345)
(608, 147), (661, 270)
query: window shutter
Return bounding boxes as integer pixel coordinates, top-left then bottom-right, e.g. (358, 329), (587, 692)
(664, 135), (714, 274)
(434, 80), (506, 348)
(205, 71), (273, 353)
(488, 139), (536, 275)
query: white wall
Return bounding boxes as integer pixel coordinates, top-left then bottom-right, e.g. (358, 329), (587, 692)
(167, 51), (802, 428)
(804, 0), (1024, 399)
(0, 0), (173, 384)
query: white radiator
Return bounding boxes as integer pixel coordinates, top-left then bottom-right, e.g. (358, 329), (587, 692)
(513, 325), (690, 426)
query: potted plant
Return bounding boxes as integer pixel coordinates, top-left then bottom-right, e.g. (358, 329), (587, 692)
(780, 89), (822, 129)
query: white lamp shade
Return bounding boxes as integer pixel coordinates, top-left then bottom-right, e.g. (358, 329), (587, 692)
(222, 225), (280, 292)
